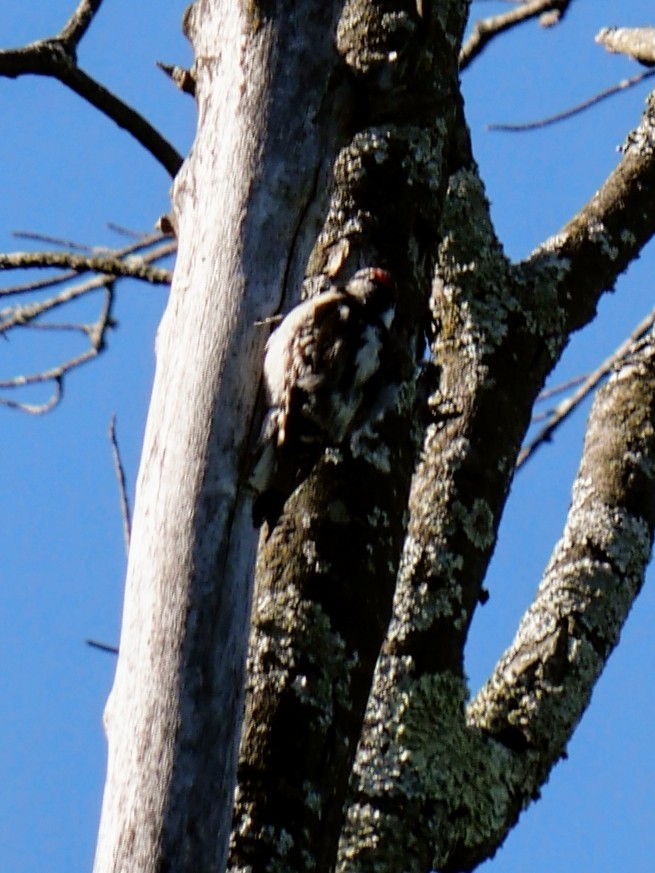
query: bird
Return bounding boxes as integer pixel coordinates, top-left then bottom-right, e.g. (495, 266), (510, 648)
(250, 267), (398, 527)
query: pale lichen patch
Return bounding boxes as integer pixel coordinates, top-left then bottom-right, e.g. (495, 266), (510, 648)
(341, 665), (529, 868)
(455, 498), (495, 550)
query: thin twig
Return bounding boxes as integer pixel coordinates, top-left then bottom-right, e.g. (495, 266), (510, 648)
(0, 268), (80, 298)
(517, 305), (655, 468)
(0, 286), (114, 412)
(0, 233), (174, 412)
(536, 372), (588, 402)
(86, 638), (119, 655)
(0, 377), (62, 414)
(109, 414), (131, 556)
(488, 69), (655, 132)
(106, 223), (145, 240)
(530, 373), (590, 422)
(460, 0), (572, 70)
(12, 230), (92, 252)
(18, 320), (97, 334)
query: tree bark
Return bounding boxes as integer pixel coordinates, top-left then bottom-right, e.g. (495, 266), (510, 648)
(90, 2), (655, 872)
(336, 90), (655, 873)
(93, 1), (349, 870)
(229, 2), (471, 870)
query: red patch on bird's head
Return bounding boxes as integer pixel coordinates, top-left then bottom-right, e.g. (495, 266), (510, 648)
(368, 269), (398, 307)
(343, 267), (397, 306)
(369, 267), (395, 289)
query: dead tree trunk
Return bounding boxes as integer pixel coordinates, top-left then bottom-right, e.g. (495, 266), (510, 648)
(93, 1), (351, 870)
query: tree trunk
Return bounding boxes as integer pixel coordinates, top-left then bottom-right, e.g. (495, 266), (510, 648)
(93, 1), (349, 870)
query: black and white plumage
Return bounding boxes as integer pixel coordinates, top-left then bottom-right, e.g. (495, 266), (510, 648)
(251, 267), (397, 526)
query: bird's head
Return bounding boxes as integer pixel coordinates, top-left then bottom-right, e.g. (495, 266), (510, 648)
(345, 268), (397, 326)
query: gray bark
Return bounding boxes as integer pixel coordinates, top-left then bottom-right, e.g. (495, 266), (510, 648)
(336, 91), (655, 873)
(93, 1), (348, 870)
(230, 2), (471, 870)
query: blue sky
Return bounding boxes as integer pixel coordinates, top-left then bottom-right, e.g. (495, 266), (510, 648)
(1, 2), (654, 871)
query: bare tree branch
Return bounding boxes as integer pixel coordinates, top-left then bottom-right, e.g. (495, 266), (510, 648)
(0, 250), (172, 284)
(13, 230), (92, 251)
(467, 327), (655, 863)
(0, 235), (174, 412)
(86, 639), (119, 655)
(157, 61), (196, 97)
(0, 235), (175, 299)
(60, 0), (105, 48)
(522, 91), (655, 337)
(105, 223), (147, 240)
(337, 146), (520, 873)
(338, 80), (655, 870)
(460, 0), (573, 70)
(518, 304), (655, 468)
(0, 377), (63, 414)
(535, 372), (588, 405)
(597, 26), (655, 67)
(53, 65), (183, 177)
(0, 0), (183, 177)
(0, 277), (103, 329)
(0, 242), (173, 326)
(0, 285), (114, 413)
(109, 414), (132, 557)
(488, 69), (655, 131)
